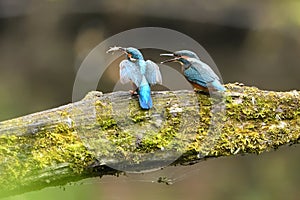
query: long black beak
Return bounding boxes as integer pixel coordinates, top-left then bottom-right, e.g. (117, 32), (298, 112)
(160, 53), (179, 64)
(120, 47), (127, 53)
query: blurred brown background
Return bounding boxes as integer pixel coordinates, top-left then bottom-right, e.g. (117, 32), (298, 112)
(0, 1), (299, 200)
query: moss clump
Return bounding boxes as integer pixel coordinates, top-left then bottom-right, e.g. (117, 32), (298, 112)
(129, 106), (147, 123)
(204, 85), (300, 157)
(95, 100), (117, 130)
(137, 96), (185, 153)
(211, 127), (268, 156)
(32, 123), (94, 173)
(0, 112), (94, 192)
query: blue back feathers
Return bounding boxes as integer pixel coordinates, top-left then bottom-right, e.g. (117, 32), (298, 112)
(183, 59), (225, 91)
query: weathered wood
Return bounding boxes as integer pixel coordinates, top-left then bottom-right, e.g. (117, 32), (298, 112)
(0, 83), (299, 197)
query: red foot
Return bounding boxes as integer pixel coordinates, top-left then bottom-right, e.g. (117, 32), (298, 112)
(130, 90), (138, 96)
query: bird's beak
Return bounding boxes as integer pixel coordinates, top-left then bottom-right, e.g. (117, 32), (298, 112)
(160, 53), (179, 64)
(160, 57), (180, 64)
(119, 47), (127, 53)
(160, 53), (175, 57)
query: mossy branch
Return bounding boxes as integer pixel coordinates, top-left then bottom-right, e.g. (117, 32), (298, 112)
(0, 83), (299, 197)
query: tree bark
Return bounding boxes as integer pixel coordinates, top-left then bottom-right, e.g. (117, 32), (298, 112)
(0, 83), (299, 197)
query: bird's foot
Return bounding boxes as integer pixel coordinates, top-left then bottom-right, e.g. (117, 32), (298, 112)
(130, 90), (138, 96)
(194, 88), (209, 95)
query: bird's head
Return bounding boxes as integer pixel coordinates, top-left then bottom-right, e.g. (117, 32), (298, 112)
(160, 50), (200, 65)
(122, 47), (144, 62)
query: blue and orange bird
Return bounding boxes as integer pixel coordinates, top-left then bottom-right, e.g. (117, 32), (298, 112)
(160, 50), (226, 92)
(107, 46), (162, 110)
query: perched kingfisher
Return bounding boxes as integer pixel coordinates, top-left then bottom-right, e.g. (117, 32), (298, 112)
(160, 50), (226, 92)
(107, 46), (162, 109)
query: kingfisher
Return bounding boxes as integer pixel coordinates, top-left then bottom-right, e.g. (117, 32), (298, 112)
(160, 50), (226, 92)
(107, 46), (162, 109)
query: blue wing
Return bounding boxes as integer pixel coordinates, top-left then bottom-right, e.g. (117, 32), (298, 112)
(145, 60), (162, 85)
(119, 60), (143, 87)
(184, 59), (220, 87)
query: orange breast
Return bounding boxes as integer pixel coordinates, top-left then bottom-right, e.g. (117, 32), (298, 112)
(189, 81), (209, 92)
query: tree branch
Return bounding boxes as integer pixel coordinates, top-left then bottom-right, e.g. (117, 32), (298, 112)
(0, 83), (299, 197)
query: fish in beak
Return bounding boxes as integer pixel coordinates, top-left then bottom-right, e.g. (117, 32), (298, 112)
(106, 46), (127, 54)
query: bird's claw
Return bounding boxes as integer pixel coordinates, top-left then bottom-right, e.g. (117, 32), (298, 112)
(129, 90), (138, 96)
(194, 88), (209, 95)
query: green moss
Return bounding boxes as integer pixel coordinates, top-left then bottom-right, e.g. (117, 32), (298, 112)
(1, 86), (300, 195)
(31, 123), (93, 173)
(200, 85), (300, 157)
(0, 112), (95, 192)
(95, 100), (117, 130)
(136, 95), (186, 153)
(91, 94), (196, 166)
(129, 107), (147, 123)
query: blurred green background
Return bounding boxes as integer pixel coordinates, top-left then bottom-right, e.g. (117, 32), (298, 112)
(0, 1), (299, 200)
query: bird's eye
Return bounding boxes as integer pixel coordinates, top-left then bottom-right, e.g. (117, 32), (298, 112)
(128, 54), (137, 62)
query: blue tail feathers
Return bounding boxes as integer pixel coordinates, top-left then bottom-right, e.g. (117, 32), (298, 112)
(211, 80), (226, 91)
(138, 84), (153, 109)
